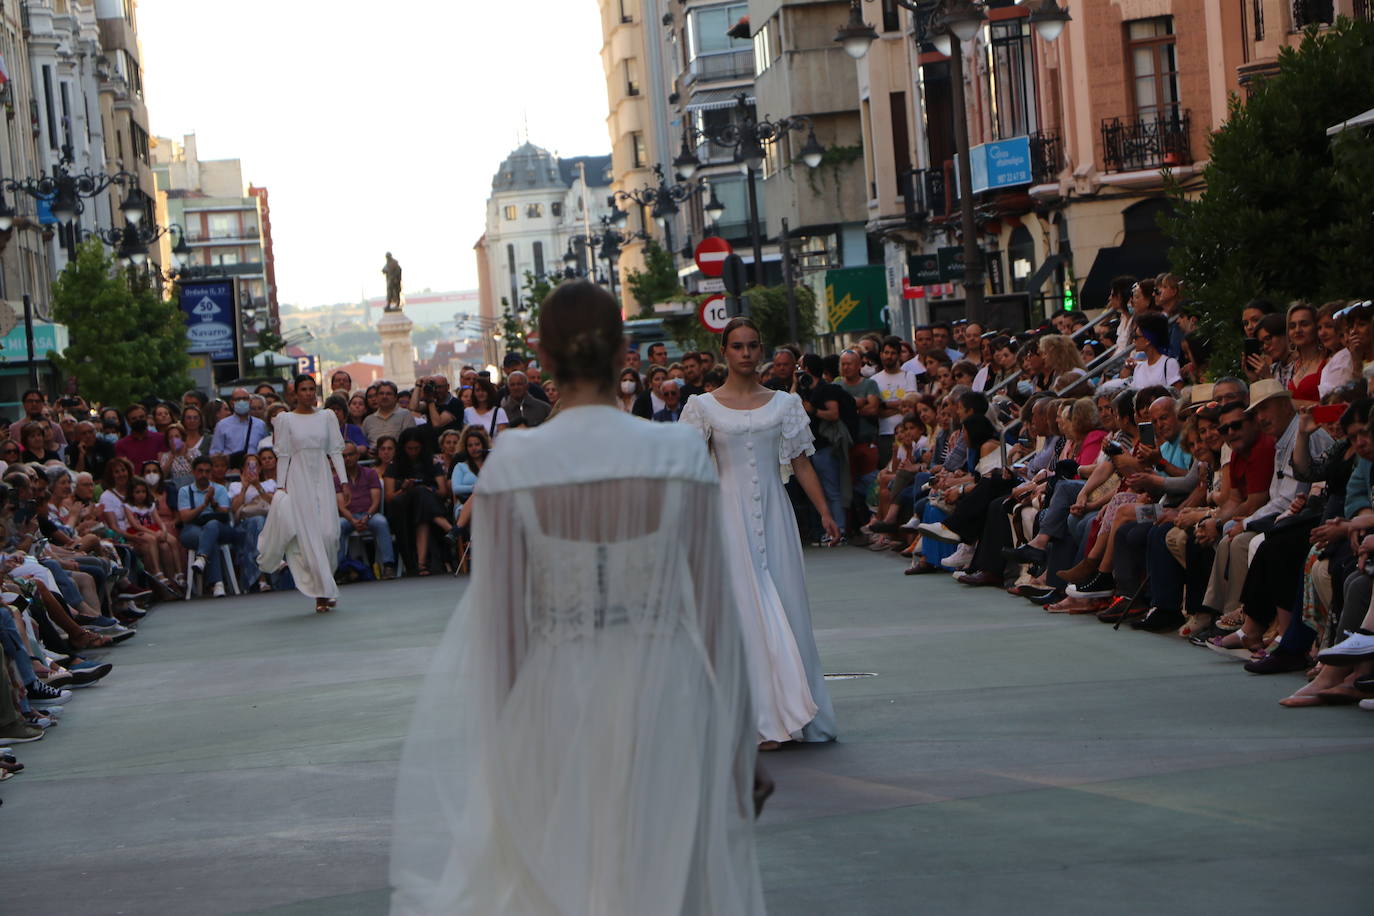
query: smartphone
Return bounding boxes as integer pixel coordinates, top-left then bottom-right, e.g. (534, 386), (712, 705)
(1243, 337), (1263, 357)
(1138, 421), (1156, 447)
(1312, 404), (1345, 425)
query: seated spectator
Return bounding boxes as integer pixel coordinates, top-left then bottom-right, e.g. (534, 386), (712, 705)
(229, 450), (277, 592)
(209, 453), (232, 488)
(652, 380), (684, 422)
(122, 477), (180, 593)
(19, 421), (60, 464)
(436, 429), (463, 483)
(336, 441), (394, 578)
(159, 423), (196, 480)
(151, 401), (180, 437)
(1122, 312), (1183, 391)
(64, 420), (113, 481)
(383, 427), (458, 576)
(177, 456), (238, 598)
(324, 394), (369, 449)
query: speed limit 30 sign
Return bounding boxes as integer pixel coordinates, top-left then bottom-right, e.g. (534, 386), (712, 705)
(698, 293), (729, 333)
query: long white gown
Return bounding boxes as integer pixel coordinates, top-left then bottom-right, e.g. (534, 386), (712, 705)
(389, 405), (763, 915)
(680, 390), (837, 744)
(256, 410), (347, 600)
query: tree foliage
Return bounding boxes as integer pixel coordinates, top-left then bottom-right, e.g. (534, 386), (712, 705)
(50, 239), (192, 406)
(1165, 18), (1374, 371)
(623, 240), (685, 317)
(660, 283), (819, 355)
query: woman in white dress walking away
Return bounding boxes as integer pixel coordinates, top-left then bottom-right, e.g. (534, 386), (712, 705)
(680, 317), (840, 748)
(257, 374), (348, 614)
(390, 281), (766, 915)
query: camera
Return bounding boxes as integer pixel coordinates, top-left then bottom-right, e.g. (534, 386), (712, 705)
(1102, 440), (1125, 458)
(796, 371), (814, 391)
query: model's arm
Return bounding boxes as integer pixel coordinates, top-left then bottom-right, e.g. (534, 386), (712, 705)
(791, 454), (840, 542)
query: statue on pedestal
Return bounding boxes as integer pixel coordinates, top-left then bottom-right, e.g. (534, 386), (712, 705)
(382, 252), (403, 312)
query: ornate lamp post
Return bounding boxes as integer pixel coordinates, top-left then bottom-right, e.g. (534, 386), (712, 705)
(562, 212), (648, 301)
(834, 0), (1070, 325)
(672, 93), (826, 286)
(610, 163), (709, 264)
(88, 220), (189, 269)
(0, 143), (147, 259)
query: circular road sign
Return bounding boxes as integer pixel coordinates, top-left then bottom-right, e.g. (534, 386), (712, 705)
(698, 294), (729, 333)
(694, 237), (733, 278)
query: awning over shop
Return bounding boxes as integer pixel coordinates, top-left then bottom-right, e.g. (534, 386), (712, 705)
(685, 89), (756, 112)
(1079, 241), (1170, 314)
(1327, 107), (1374, 136)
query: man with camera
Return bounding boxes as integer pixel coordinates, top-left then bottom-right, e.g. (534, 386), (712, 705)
(411, 375), (462, 446)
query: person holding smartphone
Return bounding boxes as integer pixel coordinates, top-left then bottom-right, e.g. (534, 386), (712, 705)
(1120, 312), (1182, 391)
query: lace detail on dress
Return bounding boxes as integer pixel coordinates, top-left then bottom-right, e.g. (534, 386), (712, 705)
(515, 491), (683, 645)
(778, 393), (815, 466)
(679, 395), (711, 442)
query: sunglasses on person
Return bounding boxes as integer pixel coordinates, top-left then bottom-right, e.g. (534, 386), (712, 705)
(1217, 419), (1248, 435)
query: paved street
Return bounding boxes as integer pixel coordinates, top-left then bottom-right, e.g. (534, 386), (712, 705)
(6, 547), (1373, 915)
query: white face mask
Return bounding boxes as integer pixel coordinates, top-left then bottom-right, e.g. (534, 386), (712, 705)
(144, 472), (160, 486)
(860, 365), (877, 378)
(620, 380), (637, 394)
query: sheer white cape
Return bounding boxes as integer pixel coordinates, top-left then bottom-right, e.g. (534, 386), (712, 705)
(389, 406), (764, 915)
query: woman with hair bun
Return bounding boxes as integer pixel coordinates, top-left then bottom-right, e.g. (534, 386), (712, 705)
(680, 316), (840, 749)
(255, 373), (347, 613)
(391, 280), (766, 915)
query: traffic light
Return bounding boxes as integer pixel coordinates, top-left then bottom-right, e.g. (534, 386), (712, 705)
(1062, 282), (1075, 312)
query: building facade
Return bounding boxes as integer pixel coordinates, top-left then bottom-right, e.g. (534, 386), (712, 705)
(476, 142), (613, 325)
(153, 133), (278, 353)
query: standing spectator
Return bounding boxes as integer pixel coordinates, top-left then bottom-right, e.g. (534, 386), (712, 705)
(178, 455), (237, 598)
(679, 351), (706, 399)
(646, 341), (668, 367)
(64, 421), (113, 480)
(463, 378), (509, 437)
(329, 369), (353, 398)
(804, 353), (858, 543)
(542, 378), (559, 409)
(633, 366), (669, 419)
(497, 352), (550, 403)
(361, 380), (417, 449)
(766, 347), (798, 391)
(414, 375), (463, 444)
(871, 336), (921, 468)
(931, 323), (963, 362)
(617, 367), (642, 412)
(336, 441), (394, 578)
(348, 392), (369, 428)
(209, 388), (268, 457)
(10, 389), (66, 449)
(1123, 312), (1183, 391)
(624, 346), (642, 375)
(502, 371), (551, 428)
(652, 380), (684, 422)
(114, 404), (167, 468)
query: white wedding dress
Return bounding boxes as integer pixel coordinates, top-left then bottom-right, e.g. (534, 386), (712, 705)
(389, 405), (764, 915)
(680, 391), (837, 744)
(256, 410), (347, 599)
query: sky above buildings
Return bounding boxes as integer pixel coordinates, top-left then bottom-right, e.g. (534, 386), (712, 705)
(137, 0), (609, 309)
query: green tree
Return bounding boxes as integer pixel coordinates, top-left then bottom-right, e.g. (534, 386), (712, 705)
(50, 239), (192, 406)
(499, 297), (527, 359)
(1165, 18), (1374, 371)
(660, 283), (818, 355)
(623, 240), (685, 317)
(520, 270), (554, 334)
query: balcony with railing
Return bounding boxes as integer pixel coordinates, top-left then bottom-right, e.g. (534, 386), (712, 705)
(1029, 130), (1062, 185)
(185, 229), (260, 244)
(1101, 111), (1192, 173)
(686, 49), (754, 86)
(1292, 0), (1334, 28)
(901, 167), (949, 222)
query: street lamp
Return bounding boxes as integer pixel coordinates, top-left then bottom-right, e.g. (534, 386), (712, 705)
(834, 1), (881, 59)
(673, 93), (827, 286)
(834, 0), (1070, 325)
(87, 220), (188, 269)
(703, 183), (726, 225)
(0, 143), (145, 258)
(565, 212), (648, 300)
(611, 163), (707, 262)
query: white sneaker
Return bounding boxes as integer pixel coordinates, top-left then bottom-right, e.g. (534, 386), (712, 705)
(1359, 699), (1374, 711)
(940, 542), (975, 570)
(901, 516), (923, 531)
(1317, 631), (1374, 663)
(211, 581), (226, 598)
(918, 521), (960, 543)
(191, 555), (207, 573)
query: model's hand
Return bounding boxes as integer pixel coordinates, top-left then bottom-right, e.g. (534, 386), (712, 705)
(822, 516), (842, 545)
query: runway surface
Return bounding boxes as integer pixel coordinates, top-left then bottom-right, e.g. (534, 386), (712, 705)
(6, 547), (1373, 914)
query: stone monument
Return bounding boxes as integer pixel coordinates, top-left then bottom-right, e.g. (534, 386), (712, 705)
(377, 251), (416, 387)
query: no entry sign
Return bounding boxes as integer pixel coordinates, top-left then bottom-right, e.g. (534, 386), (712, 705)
(698, 294), (729, 333)
(694, 237), (732, 278)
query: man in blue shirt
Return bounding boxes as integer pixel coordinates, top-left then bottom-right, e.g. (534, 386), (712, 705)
(209, 387), (268, 457)
(178, 456), (237, 597)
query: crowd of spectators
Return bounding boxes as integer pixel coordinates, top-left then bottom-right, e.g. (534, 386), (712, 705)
(8, 272), (1374, 785)
(0, 359), (553, 767)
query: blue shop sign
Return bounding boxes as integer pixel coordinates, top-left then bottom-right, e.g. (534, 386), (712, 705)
(0, 321), (68, 361)
(968, 136), (1032, 195)
(180, 279), (239, 362)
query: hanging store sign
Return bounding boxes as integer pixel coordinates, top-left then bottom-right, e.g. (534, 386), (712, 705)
(179, 279), (239, 363)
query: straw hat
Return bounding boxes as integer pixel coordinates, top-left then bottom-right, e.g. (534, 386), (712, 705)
(1179, 383), (1214, 414)
(1245, 377), (1291, 412)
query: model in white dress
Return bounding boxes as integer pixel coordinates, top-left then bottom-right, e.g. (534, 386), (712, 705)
(680, 390), (838, 744)
(390, 405), (763, 915)
(256, 407), (347, 607)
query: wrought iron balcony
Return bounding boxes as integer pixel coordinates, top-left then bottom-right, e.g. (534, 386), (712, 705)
(1029, 130), (1062, 185)
(1101, 111), (1192, 173)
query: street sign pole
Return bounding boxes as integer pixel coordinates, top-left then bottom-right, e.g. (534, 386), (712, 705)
(721, 253), (749, 319)
(780, 218), (797, 343)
